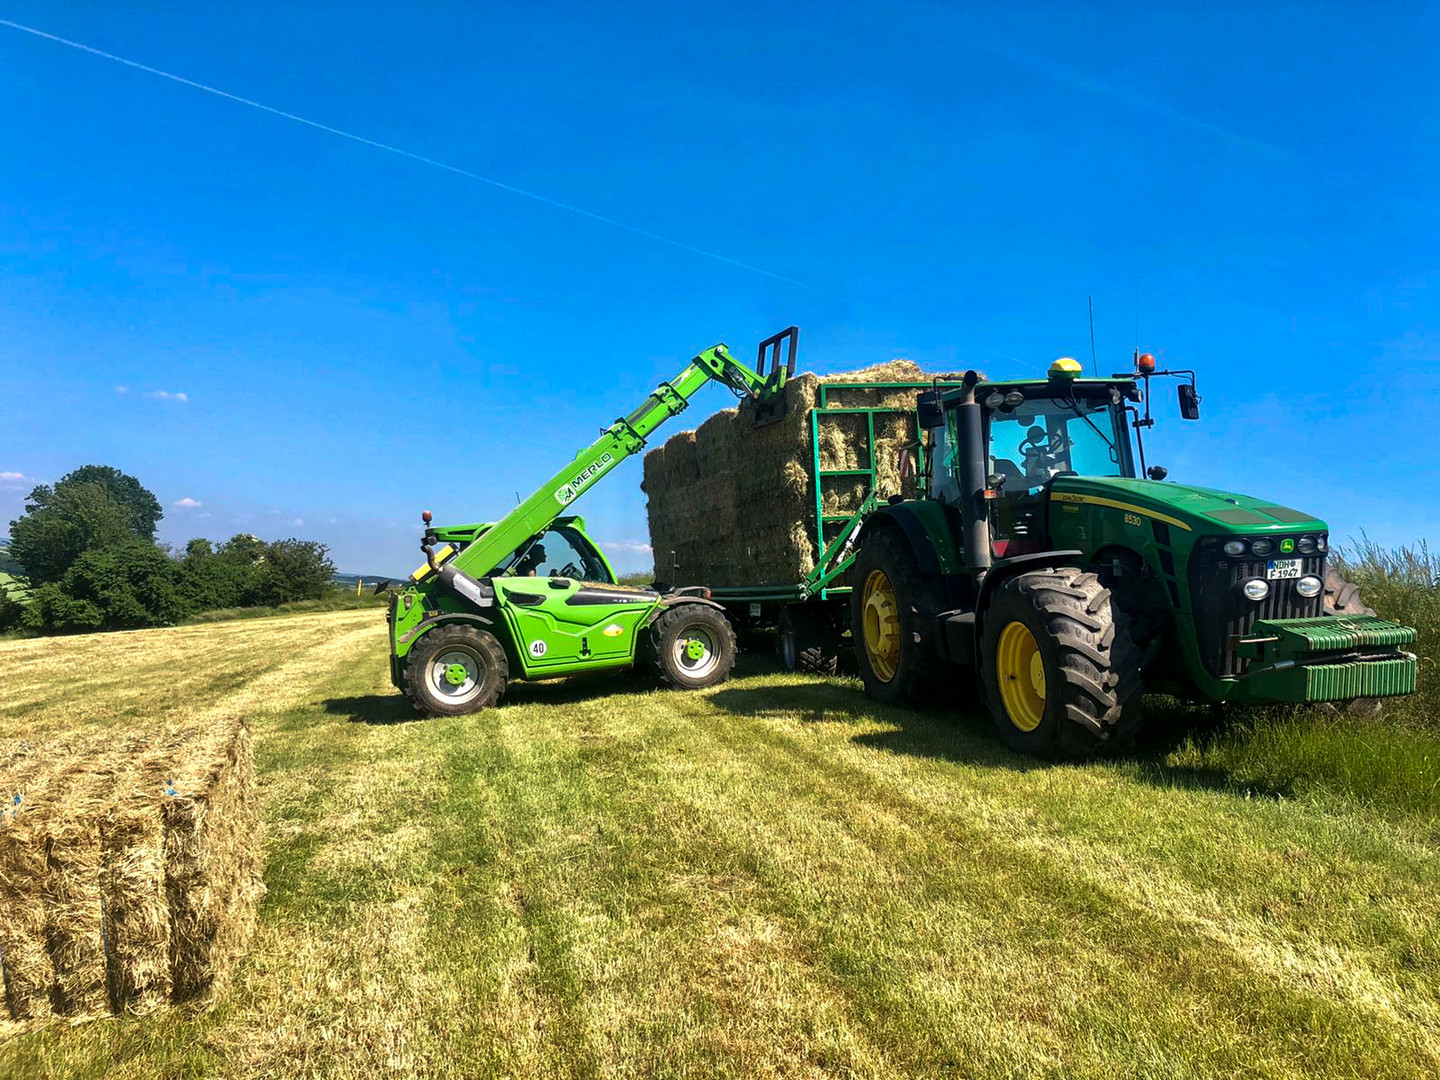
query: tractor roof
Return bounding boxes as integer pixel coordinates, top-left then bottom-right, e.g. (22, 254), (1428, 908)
(942, 374), (1138, 404)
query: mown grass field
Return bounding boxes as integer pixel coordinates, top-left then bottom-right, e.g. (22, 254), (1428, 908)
(1, 603), (1437, 1079)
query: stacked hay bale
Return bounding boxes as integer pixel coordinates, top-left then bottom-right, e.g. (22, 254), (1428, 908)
(0, 717), (264, 1022)
(643, 360), (960, 588)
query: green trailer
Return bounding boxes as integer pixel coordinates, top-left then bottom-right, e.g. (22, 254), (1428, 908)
(706, 377), (964, 674)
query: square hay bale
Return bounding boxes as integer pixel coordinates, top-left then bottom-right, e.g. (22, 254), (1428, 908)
(0, 717), (263, 1023)
(644, 359), (967, 588)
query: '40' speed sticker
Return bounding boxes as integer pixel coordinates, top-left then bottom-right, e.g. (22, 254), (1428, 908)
(529, 640), (547, 658)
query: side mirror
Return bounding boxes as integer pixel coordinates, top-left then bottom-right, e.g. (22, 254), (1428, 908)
(1178, 384), (1200, 420)
(916, 389), (944, 430)
(1147, 465), (1169, 480)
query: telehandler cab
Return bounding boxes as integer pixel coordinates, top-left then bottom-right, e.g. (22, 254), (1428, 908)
(388, 330), (799, 715)
(851, 355), (1419, 759)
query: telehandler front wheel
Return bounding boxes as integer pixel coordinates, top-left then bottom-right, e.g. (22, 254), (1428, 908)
(402, 624), (509, 716)
(980, 567), (1143, 760)
(650, 604), (737, 691)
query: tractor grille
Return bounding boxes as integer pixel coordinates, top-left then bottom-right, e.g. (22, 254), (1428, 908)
(1187, 538), (1324, 677)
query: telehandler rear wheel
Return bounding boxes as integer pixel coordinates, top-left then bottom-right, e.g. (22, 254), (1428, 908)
(980, 567), (1143, 760)
(650, 604), (737, 690)
(777, 604), (841, 676)
(402, 624), (509, 716)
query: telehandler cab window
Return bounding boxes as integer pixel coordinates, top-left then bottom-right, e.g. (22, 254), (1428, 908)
(498, 527), (614, 583)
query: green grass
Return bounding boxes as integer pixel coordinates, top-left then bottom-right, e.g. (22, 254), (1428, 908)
(0, 570), (28, 601)
(179, 588), (389, 625)
(2, 587), (1438, 1077)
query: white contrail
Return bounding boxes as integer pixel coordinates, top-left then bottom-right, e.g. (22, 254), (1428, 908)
(0, 18), (813, 288)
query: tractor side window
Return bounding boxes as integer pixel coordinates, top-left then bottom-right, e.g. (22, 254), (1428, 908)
(500, 527), (614, 583)
(930, 410), (962, 505)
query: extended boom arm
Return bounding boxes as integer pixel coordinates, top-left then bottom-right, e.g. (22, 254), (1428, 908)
(427, 340), (783, 585)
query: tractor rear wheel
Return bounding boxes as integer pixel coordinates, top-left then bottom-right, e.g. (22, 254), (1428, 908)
(1323, 567), (1377, 618)
(777, 604), (841, 676)
(402, 624), (509, 716)
(650, 604), (737, 690)
(851, 526), (943, 706)
(980, 567), (1143, 759)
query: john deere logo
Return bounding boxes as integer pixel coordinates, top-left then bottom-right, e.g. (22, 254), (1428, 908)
(1280, 538), (1295, 554)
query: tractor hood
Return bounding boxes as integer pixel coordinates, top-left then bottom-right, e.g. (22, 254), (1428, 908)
(1049, 476), (1328, 535)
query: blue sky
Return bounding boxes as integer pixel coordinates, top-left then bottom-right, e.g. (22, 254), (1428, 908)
(1, 1), (1436, 575)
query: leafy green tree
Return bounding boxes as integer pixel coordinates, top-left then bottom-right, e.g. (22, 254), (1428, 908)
(218, 533), (267, 565)
(176, 541), (252, 612)
(251, 539), (336, 606)
(185, 537), (214, 559)
(0, 588), (25, 633)
(8, 467), (163, 585)
(24, 542), (187, 632)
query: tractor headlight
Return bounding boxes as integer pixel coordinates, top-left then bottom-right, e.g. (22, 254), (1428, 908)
(1297, 536), (1317, 554)
(1242, 579), (1270, 601)
(1316, 535), (1327, 552)
(1295, 575), (1323, 599)
(1250, 538), (1276, 557)
(1223, 539), (1247, 557)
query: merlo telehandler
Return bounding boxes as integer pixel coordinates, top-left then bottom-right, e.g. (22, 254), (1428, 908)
(850, 355), (1419, 758)
(388, 330), (799, 715)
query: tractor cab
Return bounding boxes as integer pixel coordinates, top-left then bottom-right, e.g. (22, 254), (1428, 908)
(926, 361), (1143, 558)
(419, 515), (618, 585)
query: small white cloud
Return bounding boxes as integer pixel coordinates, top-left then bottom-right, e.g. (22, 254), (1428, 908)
(601, 539), (653, 555)
(116, 387), (188, 402)
(173, 497), (202, 509)
(290, 518), (305, 527)
(0, 471), (33, 490)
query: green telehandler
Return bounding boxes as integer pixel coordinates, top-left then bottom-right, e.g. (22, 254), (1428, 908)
(849, 355), (1419, 758)
(388, 329), (800, 715)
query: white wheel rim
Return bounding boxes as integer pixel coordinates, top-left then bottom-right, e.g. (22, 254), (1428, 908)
(431, 648), (485, 705)
(672, 625), (721, 680)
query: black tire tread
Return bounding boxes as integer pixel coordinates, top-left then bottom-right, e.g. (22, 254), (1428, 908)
(401, 624), (508, 716)
(849, 526), (946, 705)
(982, 567), (1144, 759)
(1323, 567), (1376, 618)
(777, 604), (842, 676)
(650, 604), (738, 690)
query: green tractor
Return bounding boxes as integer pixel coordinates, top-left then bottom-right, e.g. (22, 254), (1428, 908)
(388, 332), (797, 715)
(850, 355), (1418, 758)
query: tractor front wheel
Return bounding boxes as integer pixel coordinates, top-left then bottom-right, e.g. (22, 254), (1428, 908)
(402, 624), (509, 716)
(980, 567), (1143, 760)
(650, 604), (737, 690)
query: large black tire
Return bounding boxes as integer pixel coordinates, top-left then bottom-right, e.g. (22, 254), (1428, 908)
(776, 604), (842, 676)
(850, 526), (944, 706)
(402, 624), (508, 716)
(650, 604), (737, 690)
(1323, 567), (1377, 618)
(980, 567), (1144, 760)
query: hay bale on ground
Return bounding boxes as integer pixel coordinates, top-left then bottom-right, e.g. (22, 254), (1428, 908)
(0, 717), (263, 1022)
(644, 359), (968, 587)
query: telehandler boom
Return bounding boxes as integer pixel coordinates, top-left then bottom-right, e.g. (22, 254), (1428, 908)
(388, 330), (798, 715)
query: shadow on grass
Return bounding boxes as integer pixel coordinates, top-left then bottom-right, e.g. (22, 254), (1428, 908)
(323, 693), (424, 725)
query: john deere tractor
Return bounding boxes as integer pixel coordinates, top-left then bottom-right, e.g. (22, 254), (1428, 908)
(850, 355), (1418, 758)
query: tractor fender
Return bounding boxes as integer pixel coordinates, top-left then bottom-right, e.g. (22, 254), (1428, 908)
(856, 505), (944, 576)
(643, 595), (729, 627)
(939, 550), (1085, 667)
(398, 611), (495, 648)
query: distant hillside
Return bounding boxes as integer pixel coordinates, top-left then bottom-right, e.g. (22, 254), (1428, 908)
(0, 537), (27, 599)
(332, 571), (404, 590)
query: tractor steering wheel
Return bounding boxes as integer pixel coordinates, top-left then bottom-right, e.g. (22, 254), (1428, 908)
(1019, 425), (1070, 477)
(559, 561), (583, 580)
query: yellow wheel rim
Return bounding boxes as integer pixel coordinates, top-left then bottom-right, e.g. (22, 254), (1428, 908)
(996, 621), (1046, 732)
(862, 569), (901, 682)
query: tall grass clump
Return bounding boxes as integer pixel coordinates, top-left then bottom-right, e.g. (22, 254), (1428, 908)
(1168, 539), (1439, 828)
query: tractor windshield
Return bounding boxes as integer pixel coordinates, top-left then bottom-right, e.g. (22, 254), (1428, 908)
(986, 395), (1131, 490)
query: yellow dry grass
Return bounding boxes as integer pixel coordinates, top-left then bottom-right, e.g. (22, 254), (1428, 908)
(1, 609), (1437, 1078)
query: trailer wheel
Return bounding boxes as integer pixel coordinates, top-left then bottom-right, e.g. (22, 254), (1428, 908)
(777, 604), (841, 676)
(850, 526), (943, 705)
(650, 604), (737, 690)
(402, 624), (508, 716)
(980, 567), (1143, 760)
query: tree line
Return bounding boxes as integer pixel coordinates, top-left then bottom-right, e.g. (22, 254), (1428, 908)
(0, 465), (336, 633)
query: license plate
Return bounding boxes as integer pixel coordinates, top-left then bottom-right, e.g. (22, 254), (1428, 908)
(1266, 559), (1302, 580)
